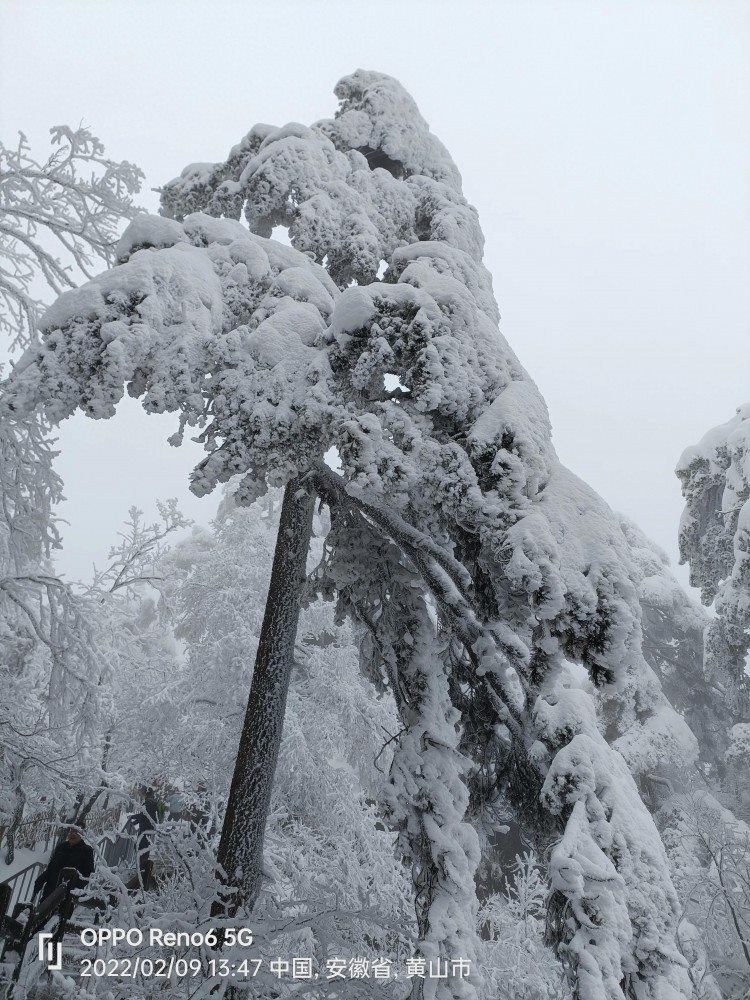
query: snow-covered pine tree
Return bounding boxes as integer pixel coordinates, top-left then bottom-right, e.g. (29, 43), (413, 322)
(673, 403), (750, 992)
(617, 514), (727, 777)
(677, 404), (750, 729)
(2, 72), (698, 999)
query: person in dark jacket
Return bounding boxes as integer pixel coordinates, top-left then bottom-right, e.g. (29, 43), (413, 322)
(33, 824), (95, 901)
(143, 788), (159, 823)
(131, 788), (160, 889)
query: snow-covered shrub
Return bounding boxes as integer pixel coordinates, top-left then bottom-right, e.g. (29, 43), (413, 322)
(477, 854), (571, 1000)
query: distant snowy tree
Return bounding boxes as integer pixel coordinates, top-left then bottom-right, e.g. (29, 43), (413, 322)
(661, 790), (750, 996)
(72, 502), (188, 820)
(614, 512), (750, 995)
(677, 404), (750, 724)
(2, 72), (700, 999)
(617, 514), (727, 778)
(673, 404), (750, 1000)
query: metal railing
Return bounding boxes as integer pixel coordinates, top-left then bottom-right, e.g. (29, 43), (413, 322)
(97, 816), (138, 870)
(1, 805), (127, 859)
(0, 862), (45, 929)
(2, 813), (58, 856)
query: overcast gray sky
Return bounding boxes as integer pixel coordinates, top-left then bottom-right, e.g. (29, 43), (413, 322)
(1, 0), (749, 592)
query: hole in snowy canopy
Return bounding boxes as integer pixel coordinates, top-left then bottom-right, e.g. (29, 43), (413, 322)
(376, 260), (388, 280)
(355, 146), (406, 179)
(324, 445), (343, 474)
(270, 225), (292, 247)
(384, 373), (408, 394)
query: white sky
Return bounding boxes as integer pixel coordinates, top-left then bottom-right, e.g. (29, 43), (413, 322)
(1, 0), (749, 592)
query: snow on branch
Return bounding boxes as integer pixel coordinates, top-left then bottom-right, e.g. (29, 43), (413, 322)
(0, 125), (143, 348)
(0, 70), (702, 1000)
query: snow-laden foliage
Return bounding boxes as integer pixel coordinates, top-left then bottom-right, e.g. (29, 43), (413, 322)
(0, 124), (143, 856)
(477, 853), (573, 1000)
(0, 500), (184, 863)
(1, 72), (700, 998)
(677, 404), (750, 719)
(538, 665), (689, 1000)
(0, 125), (142, 350)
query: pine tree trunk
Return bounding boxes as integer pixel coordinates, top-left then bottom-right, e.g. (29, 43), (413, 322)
(213, 477), (315, 916)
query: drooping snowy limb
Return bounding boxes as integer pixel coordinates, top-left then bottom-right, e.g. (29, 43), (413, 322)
(322, 283), (695, 996)
(3, 211), (338, 493)
(0, 415), (63, 564)
(213, 477), (315, 916)
(0, 384), (67, 681)
(310, 461), (527, 738)
(385, 605), (481, 1000)
(317, 470), (694, 1000)
(538, 668), (693, 1000)
(677, 403), (750, 719)
(1, 72), (698, 998)
(0, 122), (142, 608)
(317, 498), (482, 999)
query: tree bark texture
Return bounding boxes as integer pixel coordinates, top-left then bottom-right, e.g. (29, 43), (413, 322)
(213, 477), (315, 916)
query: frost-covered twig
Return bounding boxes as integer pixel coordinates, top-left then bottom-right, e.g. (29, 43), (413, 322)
(0, 125), (142, 348)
